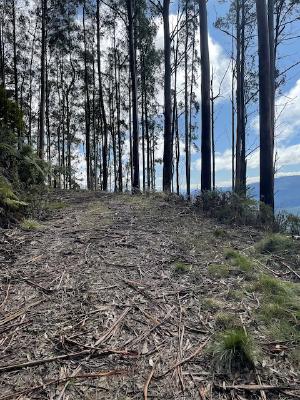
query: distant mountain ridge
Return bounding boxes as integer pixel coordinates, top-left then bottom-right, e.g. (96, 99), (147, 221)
(250, 175), (300, 214)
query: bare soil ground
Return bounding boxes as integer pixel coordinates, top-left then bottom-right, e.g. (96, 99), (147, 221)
(0, 191), (299, 399)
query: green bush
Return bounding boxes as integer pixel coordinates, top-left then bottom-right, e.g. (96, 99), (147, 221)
(0, 87), (46, 226)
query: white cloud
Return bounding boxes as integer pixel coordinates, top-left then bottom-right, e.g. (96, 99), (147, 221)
(155, 14), (232, 107)
(275, 79), (300, 142)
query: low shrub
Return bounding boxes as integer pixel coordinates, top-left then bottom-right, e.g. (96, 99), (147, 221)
(256, 234), (294, 254)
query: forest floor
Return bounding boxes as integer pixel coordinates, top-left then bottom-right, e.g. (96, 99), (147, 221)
(0, 190), (299, 400)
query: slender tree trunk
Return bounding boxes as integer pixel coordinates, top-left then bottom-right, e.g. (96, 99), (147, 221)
(235, 0), (246, 195)
(256, 0), (274, 211)
(162, 0), (172, 192)
(211, 72), (215, 191)
(268, 0), (275, 145)
(12, 0), (18, 104)
(128, 76), (133, 186)
(46, 58), (51, 185)
(96, 0), (108, 191)
(126, 0), (140, 192)
(83, 2), (91, 189)
(38, 0), (47, 160)
(231, 51), (235, 192)
(0, 19), (5, 86)
(184, 2), (190, 198)
(28, 21), (37, 146)
(117, 61), (123, 192)
(199, 0), (211, 191)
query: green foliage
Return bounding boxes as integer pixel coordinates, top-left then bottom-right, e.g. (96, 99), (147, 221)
(196, 190), (260, 226)
(213, 228), (228, 238)
(202, 297), (222, 311)
(212, 328), (256, 372)
(20, 219), (42, 231)
(208, 263), (232, 278)
(253, 274), (292, 296)
(256, 234), (294, 254)
(173, 262), (191, 275)
(0, 87), (46, 226)
(195, 191), (295, 234)
(215, 312), (237, 330)
(0, 175), (27, 211)
(225, 249), (253, 273)
(47, 201), (68, 210)
(252, 274), (300, 342)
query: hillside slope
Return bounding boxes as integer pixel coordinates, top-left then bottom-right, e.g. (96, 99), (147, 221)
(0, 191), (299, 399)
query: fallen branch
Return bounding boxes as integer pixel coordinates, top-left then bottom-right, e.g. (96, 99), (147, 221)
(156, 337), (210, 379)
(0, 369), (127, 400)
(0, 343), (137, 374)
(143, 364), (156, 400)
(94, 307), (130, 346)
(0, 350), (91, 373)
(215, 383), (299, 391)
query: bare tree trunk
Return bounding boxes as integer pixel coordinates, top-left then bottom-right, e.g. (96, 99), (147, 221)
(235, 0), (246, 195)
(162, 0), (172, 192)
(0, 19), (5, 86)
(28, 21), (37, 146)
(231, 47), (235, 192)
(38, 0), (47, 160)
(96, 0), (108, 191)
(184, 1), (190, 198)
(83, 2), (91, 189)
(126, 0), (140, 192)
(12, 0), (18, 104)
(268, 0), (275, 145)
(199, 0), (211, 191)
(211, 72), (215, 191)
(256, 0), (274, 211)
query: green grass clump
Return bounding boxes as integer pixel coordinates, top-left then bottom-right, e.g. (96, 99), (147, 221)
(20, 219), (42, 230)
(212, 328), (255, 372)
(173, 262), (191, 275)
(47, 201), (68, 210)
(253, 274), (292, 297)
(202, 297), (222, 311)
(208, 263), (232, 278)
(215, 312), (237, 330)
(256, 234), (294, 254)
(213, 228), (228, 238)
(227, 289), (246, 301)
(266, 320), (299, 342)
(225, 249), (253, 273)
(253, 274), (300, 342)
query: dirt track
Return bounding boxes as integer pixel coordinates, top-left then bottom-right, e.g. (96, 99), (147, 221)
(0, 191), (299, 399)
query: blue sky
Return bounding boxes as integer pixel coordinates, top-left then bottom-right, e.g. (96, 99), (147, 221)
(162, 0), (300, 191)
(75, 0), (300, 194)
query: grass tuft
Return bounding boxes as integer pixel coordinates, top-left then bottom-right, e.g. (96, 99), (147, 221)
(212, 328), (255, 372)
(173, 262), (191, 275)
(47, 201), (68, 210)
(208, 263), (232, 278)
(225, 249), (253, 273)
(253, 274), (291, 297)
(256, 234), (294, 254)
(215, 312), (237, 330)
(202, 297), (222, 311)
(213, 228), (228, 238)
(20, 219), (42, 231)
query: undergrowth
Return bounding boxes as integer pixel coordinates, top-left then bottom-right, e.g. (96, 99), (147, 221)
(195, 190), (300, 234)
(212, 328), (256, 372)
(20, 219), (42, 231)
(256, 234), (295, 254)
